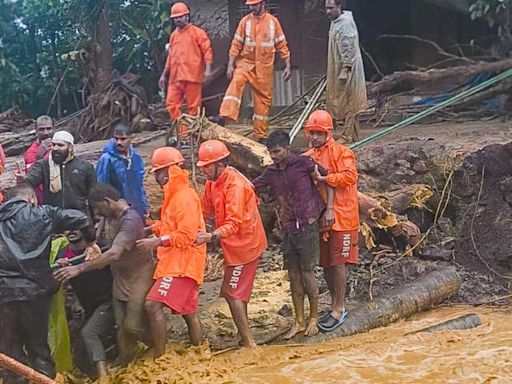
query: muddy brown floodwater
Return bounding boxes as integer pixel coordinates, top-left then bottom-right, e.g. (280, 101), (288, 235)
(89, 306), (511, 384)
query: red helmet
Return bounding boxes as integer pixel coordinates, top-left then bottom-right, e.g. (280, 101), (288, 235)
(170, 2), (190, 18)
(305, 110), (334, 134)
(197, 140), (230, 167)
(150, 147), (185, 172)
(246, 0), (263, 5)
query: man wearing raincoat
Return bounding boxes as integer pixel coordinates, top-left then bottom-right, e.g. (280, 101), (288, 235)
(96, 124), (149, 221)
(325, 0), (367, 143)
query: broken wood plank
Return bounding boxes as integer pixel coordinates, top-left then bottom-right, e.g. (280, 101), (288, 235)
(274, 267), (461, 345)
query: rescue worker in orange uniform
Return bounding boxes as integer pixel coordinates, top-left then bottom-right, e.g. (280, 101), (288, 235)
(159, 2), (213, 147)
(195, 140), (267, 348)
(136, 147), (207, 357)
(304, 110), (359, 332)
(210, 0), (291, 143)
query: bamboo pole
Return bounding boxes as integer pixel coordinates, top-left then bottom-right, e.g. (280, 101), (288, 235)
(0, 353), (56, 384)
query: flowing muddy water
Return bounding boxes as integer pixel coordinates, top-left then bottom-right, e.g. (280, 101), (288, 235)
(101, 306), (512, 384)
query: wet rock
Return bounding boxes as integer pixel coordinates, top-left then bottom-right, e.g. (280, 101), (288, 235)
(413, 160), (428, 174)
(437, 217), (454, 234)
(419, 245), (453, 262)
(395, 159), (411, 168)
(277, 304), (293, 317)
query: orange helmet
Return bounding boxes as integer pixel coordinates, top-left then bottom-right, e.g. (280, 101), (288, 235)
(150, 147), (185, 172)
(246, 0), (263, 5)
(170, 2), (189, 18)
(305, 110), (334, 134)
(197, 140), (230, 167)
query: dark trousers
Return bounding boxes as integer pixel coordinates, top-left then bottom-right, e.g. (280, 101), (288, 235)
(0, 296), (55, 383)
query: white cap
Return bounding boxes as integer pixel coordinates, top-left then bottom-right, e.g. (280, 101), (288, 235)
(52, 131), (74, 145)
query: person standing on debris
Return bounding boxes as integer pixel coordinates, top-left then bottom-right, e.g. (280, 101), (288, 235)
(253, 129), (334, 339)
(0, 184), (96, 383)
(24, 115), (54, 203)
(96, 123), (150, 221)
(159, 1), (213, 148)
(54, 183), (155, 366)
(195, 140), (267, 348)
(325, 0), (367, 143)
(54, 230), (114, 378)
(136, 147), (207, 357)
(304, 109), (359, 331)
(17, 131), (96, 216)
(209, 0), (291, 143)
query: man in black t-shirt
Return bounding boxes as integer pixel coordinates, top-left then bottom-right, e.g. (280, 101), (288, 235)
(56, 230), (114, 378)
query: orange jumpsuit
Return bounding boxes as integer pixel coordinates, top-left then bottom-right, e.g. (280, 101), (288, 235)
(304, 138), (359, 232)
(201, 166), (267, 266)
(165, 24), (213, 136)
(220, 12), (290, 139)
(151, 166), (207, 284)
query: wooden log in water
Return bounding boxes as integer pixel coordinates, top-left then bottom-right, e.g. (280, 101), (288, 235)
(409, 313), (482, 334)
(274, 267), (462, 345)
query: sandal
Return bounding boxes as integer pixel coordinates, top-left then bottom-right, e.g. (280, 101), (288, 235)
(318, 307), (347, 332)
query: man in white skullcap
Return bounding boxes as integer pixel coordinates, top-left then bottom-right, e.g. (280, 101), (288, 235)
(19, 131), (97, 215)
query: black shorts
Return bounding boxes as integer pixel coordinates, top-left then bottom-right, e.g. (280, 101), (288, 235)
(282, 222), (320, 272)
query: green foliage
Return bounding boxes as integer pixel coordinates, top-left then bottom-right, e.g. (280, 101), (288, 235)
(469, 0), (512, 56)
(0, 0), (172, 117)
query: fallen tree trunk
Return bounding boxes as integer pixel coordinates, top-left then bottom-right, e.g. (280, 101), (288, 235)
(368, 58), (512, 97)
(274, 267), (461, 345)
(182, 116), (272, 178)
(370, 184), (436, 214)
(408, 313), (482, 334)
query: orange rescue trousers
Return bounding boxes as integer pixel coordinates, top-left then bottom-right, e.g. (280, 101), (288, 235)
(219, 70), (272, 139)
(166, 81), (202, 137)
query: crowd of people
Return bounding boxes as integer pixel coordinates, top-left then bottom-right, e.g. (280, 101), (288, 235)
(0, 0), (365, 382)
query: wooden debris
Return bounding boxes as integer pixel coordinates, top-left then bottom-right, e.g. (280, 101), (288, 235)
(0, 352), (56, 384)
(408, 313), (482, 334)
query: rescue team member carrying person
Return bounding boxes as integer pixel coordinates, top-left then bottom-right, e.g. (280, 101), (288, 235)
(195, 140), (267, 348)
(136, 147), (207, 358)
(210, 0), (291, 143)
(305, 110), (359, 332)
(159, 2), (213, 148)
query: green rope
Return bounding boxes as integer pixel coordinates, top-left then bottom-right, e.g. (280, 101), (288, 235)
(350, 67), (512, 150)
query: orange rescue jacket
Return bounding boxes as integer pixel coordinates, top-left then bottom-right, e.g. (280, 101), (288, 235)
(229, 12), (290, 76)
(151, 166), (207, 284)
(201, 166), (267, 266)
(166, 24), (213, 83)
(304, 139), (359, 231)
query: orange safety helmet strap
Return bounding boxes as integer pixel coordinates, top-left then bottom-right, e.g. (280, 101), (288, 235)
(170, 2), (190, 18)
(151, 147), (185, 173)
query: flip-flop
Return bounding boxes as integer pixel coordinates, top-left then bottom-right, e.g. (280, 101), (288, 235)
(318, 307), (347, 332)
(318, 309), (332, 323)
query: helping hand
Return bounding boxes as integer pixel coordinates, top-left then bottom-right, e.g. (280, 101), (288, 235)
(136, 237), (161, 252)
(53, 265), (81, 283)
(84, 244), (102, 261)
(195, 230), (212, 246)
